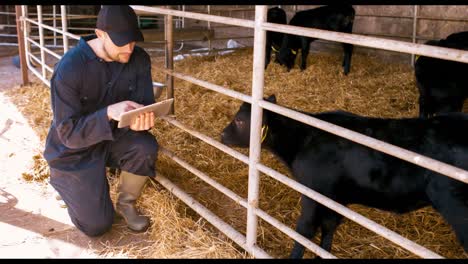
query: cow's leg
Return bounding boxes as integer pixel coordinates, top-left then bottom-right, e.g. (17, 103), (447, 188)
(300, 38), (312, 71)
(342, 43), (353, 75)
(290, 195), (320, 259)
(426, 176), (468, 252)
(319, 207), (343, 253)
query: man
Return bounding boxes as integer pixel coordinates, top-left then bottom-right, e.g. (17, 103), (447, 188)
(44, 5), (158, 236)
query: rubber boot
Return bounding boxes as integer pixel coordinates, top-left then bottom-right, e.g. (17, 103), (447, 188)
(116, 171), (150, 232)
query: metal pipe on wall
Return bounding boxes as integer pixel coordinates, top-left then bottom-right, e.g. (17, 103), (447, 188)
(60, 5), (68, 53)
(36, 5), (47, 79)
(411, 5), (419, 66)
(164, 6), (174, 114)
(52, 5), (57, 47)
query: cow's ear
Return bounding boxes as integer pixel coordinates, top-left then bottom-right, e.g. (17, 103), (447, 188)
(265, 94), (277, 104)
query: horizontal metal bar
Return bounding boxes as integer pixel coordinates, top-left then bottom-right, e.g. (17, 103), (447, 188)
(22, 16), (80, 40)
(159, 146), (248, 207)
(258, 100), (468, 185)
(0, 42), (20, 46)
(0, 33), (18, 37)
(153, 172), (271, 258)
(255, 162), (443, 258)
(161, 116), (250, 165)
(28, 52), (53, 73)
(356, 13), (468, 22)
(26, 59), (51, 87)
(152, 81), (165, 88)
(165, 69), (252, 104)
(161, 106), (440, 258)
(261, 22), (468, 64)
(159, 121), (337, 258)
(130, 5), (468, 64)
(0, 11), (96, 17)
(26, 37), (62, 60)
(130, 5), (255, 29)
(40, 14), (96, 21)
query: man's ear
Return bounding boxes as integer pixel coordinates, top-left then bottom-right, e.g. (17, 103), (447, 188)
(95, 29), (106, 39)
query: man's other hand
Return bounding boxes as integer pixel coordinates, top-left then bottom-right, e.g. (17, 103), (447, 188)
(107, 101), (143, 121)
(130, 112), (155, 131)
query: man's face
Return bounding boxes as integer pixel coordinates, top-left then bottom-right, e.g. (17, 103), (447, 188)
(97, 29), (135, 63)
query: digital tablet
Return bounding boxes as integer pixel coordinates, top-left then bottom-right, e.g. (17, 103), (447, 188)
(117, 98), (174, 128)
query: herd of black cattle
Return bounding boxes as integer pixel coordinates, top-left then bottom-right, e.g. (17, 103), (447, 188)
(221, 5), (468, 258)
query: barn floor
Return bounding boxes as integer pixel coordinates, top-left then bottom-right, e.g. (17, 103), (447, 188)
(0, 47), (154, 258)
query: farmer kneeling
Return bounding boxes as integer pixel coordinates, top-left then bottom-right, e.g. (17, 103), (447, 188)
(44, 5), (158, 236)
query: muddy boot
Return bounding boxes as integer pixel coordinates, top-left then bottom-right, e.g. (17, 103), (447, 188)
(116, 171), (150, 232)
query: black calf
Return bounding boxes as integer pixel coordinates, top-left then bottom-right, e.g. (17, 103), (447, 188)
(221, 95), (468, 258)
(277, 5), (355, 75)
(265, 7), (288, 69)
(415, 31), (468, 118)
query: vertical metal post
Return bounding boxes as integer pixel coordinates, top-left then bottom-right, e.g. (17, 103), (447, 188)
(411, 5), (419, 66)
(37, 5), (46, 79)
(7, 5), (11, 28)
(181, 5), (185, 28)
(246, 5), (267, 253)
(52, 5), (57, 47)
(61, 5), (68, 53)
(207, 5), (212, 51)
(21, 5), (32, 70)
(165, 6), (174, 114)
(15, 5), (29, 85)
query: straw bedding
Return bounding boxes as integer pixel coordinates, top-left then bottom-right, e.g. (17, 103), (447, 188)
(5, 47), (467, 259)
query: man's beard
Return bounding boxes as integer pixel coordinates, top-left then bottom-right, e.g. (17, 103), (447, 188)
(103, 45), (125, 63)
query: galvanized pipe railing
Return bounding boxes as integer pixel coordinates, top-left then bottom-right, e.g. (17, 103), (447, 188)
(160, 110), (444, 258)
(163, 68), (468, 185)
(130, 5), (468, 64)
(22, 16), (80, 40)
(36, 5), (46, 79)
(158, 145), (336, 258)
(259, 100), (468, 185)
(245, 5), (267, 252)
(60, 5), (69, 53)
(152, 172), (271, 259)
(256, 162), (443, 258)
(26, 36), (62, 60)
(261, 22), (468, 64)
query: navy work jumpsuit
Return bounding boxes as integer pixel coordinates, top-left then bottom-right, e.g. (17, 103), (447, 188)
(43, 35), (158, 236)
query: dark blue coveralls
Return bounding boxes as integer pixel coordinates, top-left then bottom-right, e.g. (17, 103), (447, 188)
(43, 34), (158, 236)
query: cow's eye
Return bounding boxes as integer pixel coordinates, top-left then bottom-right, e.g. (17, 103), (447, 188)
(235, 118), (244, 127)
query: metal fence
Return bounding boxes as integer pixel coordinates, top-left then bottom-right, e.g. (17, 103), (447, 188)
(16, 5), (468, 259)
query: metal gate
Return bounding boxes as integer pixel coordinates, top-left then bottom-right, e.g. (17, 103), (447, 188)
(15, 5), (468, 259)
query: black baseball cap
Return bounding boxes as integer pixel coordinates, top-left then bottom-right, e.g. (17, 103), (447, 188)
(96, 5), (144, 47)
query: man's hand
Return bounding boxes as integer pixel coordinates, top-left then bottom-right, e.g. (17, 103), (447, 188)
(107, 101), (143, 121)
(130, 111), (155, 131)
(107, 101), (155, 131)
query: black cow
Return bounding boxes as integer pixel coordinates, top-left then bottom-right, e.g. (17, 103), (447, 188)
(221, 95), (468, 258)
(265, 7), (288, 69)
(415, 31), (468, 118)
(277, 5), (355, 75)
